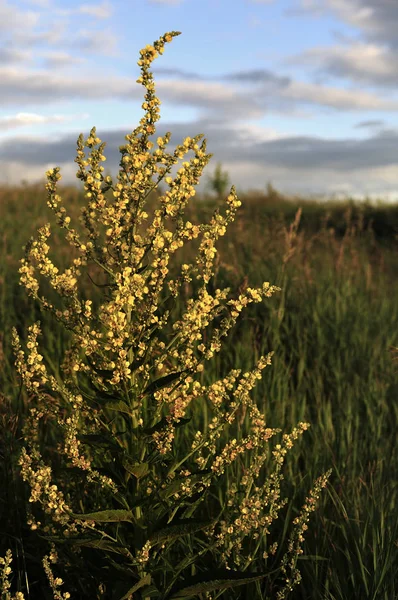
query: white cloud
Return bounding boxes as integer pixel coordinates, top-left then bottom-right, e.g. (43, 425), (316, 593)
(0, 65), (136, 105)
(248, 15), (263, 28)
(41, 51), (85, 68)
(324, 0), (376, 29)
(295, 0), (398, 49)
(11, 20), (68, 47)
(4, 151), (398, 202)
(3, 0), (398, 200)
(0, 46), (31, 65)
(0, 159), (76, 187)
(23, 0), (52, 6)
(0, 0), (116, 59)
(4, 119), (398, 201)
(55, 1), (113, 19)
(2, 53), (398, 119)
(284, 80), (398, 111)
(148, 0), (184, 5)
(73, 28), (119, 56)
(78, 1), (112, 18)
(0, 1), (40, 33)
(354, 119), (384, 129)
(285, 41), (398, 88)
(225, 122), (292, 146)
(288, 1), (398, 90)
(156, 79), (266, 119)
(153, 69), (398, 116)
(223, 65), (398, 111)
(0, 112), (89, 132)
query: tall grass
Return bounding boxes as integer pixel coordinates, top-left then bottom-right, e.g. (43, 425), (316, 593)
(2, 178), (398, 599)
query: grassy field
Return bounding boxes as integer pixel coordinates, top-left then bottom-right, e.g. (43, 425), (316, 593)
(1, 181), (398, 599)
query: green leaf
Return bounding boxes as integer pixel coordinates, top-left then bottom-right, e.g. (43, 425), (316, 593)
(181, 492), (207, 519)
(77, 433), (121, 450)
(74, 538), (127, 555)
(39, 535), (131, 557)
(148, 517), (216, 545)
(112, 492), (132, 510)
(136, 263), (148, 274)
(162, 548), (209, 599)
(118, 574), (152, 600)
(105, 400), (134, 416)
(70, 509), (135, 523)
(167, 569), (269, 599)
(297, 554), (328, 561)
(128, 355), (146, 373)
(122, 458), (150, 479)
(132, 583), (160, 598)
(143, 371), (184, 396)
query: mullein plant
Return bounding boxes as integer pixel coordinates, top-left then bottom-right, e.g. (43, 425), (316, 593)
(9, 32), (330, 600)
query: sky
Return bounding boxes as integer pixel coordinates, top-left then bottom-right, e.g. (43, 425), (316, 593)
(3, 0), (398, 201)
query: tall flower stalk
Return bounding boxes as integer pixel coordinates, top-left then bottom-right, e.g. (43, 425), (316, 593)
(12, 31), (330, 600)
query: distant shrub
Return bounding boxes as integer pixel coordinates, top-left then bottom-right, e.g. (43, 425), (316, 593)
(206, 162), (230, 199)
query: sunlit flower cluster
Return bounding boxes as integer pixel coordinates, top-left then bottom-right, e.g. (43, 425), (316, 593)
(211, 422), (312, 570)
(42, 551), (71, 600)
(12, 323), (48, 390)
(276, 470), (332, 599)
(13, 30), (330, 598)
(0, 550), (25, 599)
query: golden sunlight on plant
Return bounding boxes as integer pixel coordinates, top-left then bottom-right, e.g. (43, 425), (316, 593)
(11, 31), (331, 600)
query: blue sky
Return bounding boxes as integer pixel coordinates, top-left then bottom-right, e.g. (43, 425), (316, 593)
(2, 0), (398, 201)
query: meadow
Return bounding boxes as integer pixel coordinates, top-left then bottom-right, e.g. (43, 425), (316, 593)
(2, 179), (398, 599)
(1, 31), (398, 600)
